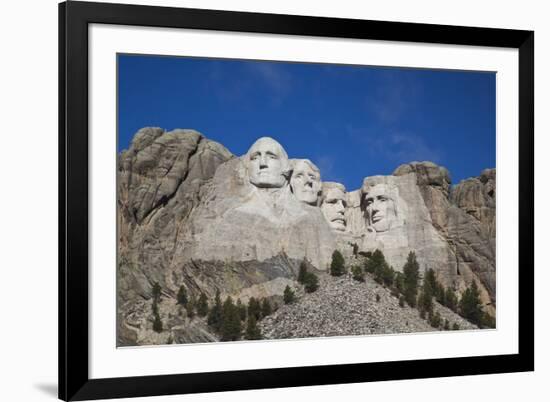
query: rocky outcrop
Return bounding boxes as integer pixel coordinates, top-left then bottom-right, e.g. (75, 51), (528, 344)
(260, 273), (477, 339)
(393, 163), (496, 311)
(117, 129), (496, 346)
(117, 128), (234, 344)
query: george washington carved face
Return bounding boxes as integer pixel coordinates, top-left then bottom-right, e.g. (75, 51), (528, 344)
(246, 137), (290, 188)
(320, 182), (347, 231)
(290, 159), (321, 205)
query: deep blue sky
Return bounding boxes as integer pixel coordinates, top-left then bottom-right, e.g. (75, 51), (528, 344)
(118, 54), (495, 189)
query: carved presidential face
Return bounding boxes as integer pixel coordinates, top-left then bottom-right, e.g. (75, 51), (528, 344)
(321, 186), (347, 231)
(247, 137), (289, 188)
(290, 160), (321, 205)
(364, 184), (397, 232)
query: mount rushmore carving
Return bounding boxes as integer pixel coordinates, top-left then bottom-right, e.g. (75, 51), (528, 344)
(117, 128), (496, 344)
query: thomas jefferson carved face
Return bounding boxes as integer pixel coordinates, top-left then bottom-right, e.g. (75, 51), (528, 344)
(364, 184), (397, 232)
(290, 159), (321, 205)
(247, 137), (289, 188)
(321, 183), (347, 231)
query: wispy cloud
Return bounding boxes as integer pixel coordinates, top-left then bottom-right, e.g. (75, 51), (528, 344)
(313, 155), (344, 184)
(249, 64), (291, 94)
(205, 61), (293, 107)
(205, 61), (253, 103)
(347, 125), (442, 164)
(365, 71), (424, 124)
(387, 133), (443, 163)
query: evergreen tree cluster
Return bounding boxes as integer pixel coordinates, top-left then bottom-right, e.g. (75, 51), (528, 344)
(298, 259), (319, 293)
(205, 291), (276, 341)
(359, 250), (467, 331)
(330, 250), (346, 276)
(414, 268), (494, 329)
(361, 250), (420, 309)
(365, 249), (395, 286)
(177, 286), (209, 320)
(402, 252), (420, 307)
(351, 265), (365, 282)
(283, 285), (295, 304)
(416, 268), (465, 329)
(151, 282), (163, 333)
(458, 281), (495, 328)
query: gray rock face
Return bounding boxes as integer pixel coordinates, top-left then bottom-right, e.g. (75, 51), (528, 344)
(355, 173), (457, 288)
(393, 163), (496, 311)
(259, 273), (477, 339)
(176, 157), (335, 271)
(117, 130), (496, 346)
(117, 128), (234, 344)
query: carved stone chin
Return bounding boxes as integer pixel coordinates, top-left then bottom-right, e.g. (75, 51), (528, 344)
(290, 159), (321, 205)
(321, 182), (347, 231)
(363, 183), (399, 232)
(246, 137), (289, 189)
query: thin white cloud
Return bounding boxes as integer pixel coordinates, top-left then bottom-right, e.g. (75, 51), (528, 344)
(364, 70), (424, 124)
(347, 125), (443, 165)
(246, 63), (293, 106)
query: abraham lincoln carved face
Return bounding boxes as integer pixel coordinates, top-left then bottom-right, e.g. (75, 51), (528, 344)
(363, 184), (398, 232)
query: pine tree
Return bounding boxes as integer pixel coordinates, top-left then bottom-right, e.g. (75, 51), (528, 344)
(152, 282), (161, 304)
(186, 295), (196, 319)
(418, 273), (434, 317)
(221, 296), (241, 341)
(245, 315), (262, 340)
(236, 299), (247, 321)
(365, 249), (384, 274)
(351, 265), (365, 282)
(424, 268), (437, 294)
(261, 299), (272, 318)
(283, 285), (295, 304)
(459, 281), (483, 326)
(394, 271), (405, 294)
(435, 283), (446, 305)
(197, 292), (209, 317)
(444, 318), (450, 330)
(429, 311), (442, 328)
(444, 287), (458, 312)
(382, 265), (395, 287)
(152, 312), (163, 333)
(207, 290), (223, 332)
(452, 322), (460, 330)
(177, 285), (188, 306)
(247, 297), (262, 321)
(366, 249), (394, 286)
(303, 272), (319, 293)
(375, 293), (381, 303)
(330, 250), (346, 276)
(402, 251), (420, 307)
(298, 259), (308, 284)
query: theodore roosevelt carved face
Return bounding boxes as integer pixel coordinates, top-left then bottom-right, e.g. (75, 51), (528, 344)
(320, 182), (347, 231)
(290, 159), (321, 205)
(363, 184), (398, 232)
(246, 137), (290, 188)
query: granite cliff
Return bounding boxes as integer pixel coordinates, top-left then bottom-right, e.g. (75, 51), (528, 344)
(117, 128), (496, 345)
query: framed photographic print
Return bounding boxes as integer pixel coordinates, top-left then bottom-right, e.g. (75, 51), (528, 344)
(59, 1), (534, 400)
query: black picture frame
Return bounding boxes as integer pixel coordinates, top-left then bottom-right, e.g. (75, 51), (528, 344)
(59, 1), (534, 400)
